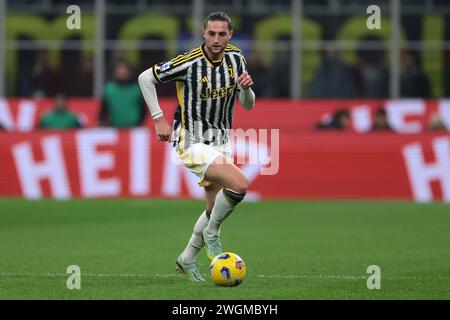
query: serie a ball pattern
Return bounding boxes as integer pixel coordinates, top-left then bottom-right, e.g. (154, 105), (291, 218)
(209, 252), (247, 287)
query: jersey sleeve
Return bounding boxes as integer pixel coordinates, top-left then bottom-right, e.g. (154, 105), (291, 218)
(152, 57), (190, 83)
(240, 52), (248, 73)
(235, 51), (248, 78)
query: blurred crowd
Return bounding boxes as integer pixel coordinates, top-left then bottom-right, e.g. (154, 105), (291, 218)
(314, 107), (447, 132)
(16, 35), (434, 100)
(3, 31), (445, 132)
(250, 36), (432, 99)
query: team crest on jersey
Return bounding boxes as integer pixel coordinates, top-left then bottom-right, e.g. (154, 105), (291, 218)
(228, 66), (235, 78)
(160, 62), (171, 72)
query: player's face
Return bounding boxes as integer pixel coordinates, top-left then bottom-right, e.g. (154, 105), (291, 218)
(203, 20), (233, 58)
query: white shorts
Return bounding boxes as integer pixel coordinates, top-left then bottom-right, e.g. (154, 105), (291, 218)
(176, 141), (233, 187)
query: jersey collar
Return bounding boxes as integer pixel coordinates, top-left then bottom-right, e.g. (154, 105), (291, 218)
(201, 44), (223, 67)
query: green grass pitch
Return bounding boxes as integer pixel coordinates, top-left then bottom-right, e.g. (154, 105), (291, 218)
(0, 198), (449, 299)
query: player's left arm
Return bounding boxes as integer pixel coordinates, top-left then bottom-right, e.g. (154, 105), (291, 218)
(237, 54), (255, 110)
(237, 72), (255, 110)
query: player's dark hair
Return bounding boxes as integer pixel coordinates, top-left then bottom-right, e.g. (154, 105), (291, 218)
(203, 11), (232, 31)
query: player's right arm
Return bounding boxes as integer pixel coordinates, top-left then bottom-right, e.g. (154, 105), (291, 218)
(138, 68), (172, 142)
(138, 54), (192, 142)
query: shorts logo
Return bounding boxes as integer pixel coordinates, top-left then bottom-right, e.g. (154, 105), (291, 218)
(160, 62), (171, 72)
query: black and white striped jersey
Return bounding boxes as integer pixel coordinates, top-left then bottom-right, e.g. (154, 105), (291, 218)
(152, 43), (247, 152)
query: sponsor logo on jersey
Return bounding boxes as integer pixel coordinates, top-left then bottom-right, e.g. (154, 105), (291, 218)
(200, 86), (235, 100)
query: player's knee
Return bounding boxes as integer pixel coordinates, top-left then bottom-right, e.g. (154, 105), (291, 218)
(233, 185), (247, 195)
(225, 176), (248, 200)
(233, 176), (249, 194)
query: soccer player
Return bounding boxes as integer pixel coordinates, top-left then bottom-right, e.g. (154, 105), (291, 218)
(138, 12), (255, 282)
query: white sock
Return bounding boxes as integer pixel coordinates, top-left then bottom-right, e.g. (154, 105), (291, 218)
(180, 210), (209, 264)
(204, 189), (245, 236)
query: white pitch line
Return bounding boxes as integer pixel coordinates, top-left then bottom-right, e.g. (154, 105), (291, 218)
(0, 272), (183, 278)
(1, 272), (447, 281)
(256, 274), (450, 280)
(256, 274), (366, 280)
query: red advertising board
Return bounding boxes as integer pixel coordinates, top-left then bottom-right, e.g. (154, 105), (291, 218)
(0, 98), (101, 130)
(1, 128), (449, 202)
(2, 98), (450, 133)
